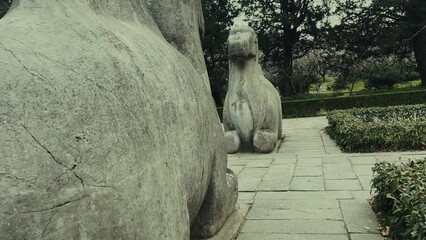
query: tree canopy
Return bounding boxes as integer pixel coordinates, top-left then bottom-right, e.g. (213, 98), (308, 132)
(202, 0), (235, 105)
(329, 0), (426, 87)
(232, 0), (332, 96)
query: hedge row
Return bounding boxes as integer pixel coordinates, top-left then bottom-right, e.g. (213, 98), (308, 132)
(282, 89), (426, 118)
(372, 159), (426, 240)
(326, 104), (426, 152)
(215, 89), (426, 120)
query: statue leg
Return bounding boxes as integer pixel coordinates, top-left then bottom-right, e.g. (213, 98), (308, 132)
(191, 154), (238, 238)
(224, 130), (241, 154)
(223, 96), (241, 154)
(253, 130), (276, 153)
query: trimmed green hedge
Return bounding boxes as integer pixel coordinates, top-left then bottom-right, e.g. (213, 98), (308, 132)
(282, 89), (426, 118)
(372, 159), (426, 240)
(326, 104), (426, 152)
(216, 89), (426, 120)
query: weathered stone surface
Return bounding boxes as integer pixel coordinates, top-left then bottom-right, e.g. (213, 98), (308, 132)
(198, 208), (245, 240)
(0, 1), (237, 239)
(147, 0), (210, 90)
(223, 26), (282, 153)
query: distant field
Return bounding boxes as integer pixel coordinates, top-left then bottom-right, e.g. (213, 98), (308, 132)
(309, 79), (422, 94)
(394, 80), (422, 88)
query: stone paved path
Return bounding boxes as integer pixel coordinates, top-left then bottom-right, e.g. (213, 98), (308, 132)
(228, 116), (426, 240)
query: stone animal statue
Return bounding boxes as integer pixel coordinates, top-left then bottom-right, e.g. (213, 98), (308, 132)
(0, 0), (238, 239)
(223, 26), (283, 153)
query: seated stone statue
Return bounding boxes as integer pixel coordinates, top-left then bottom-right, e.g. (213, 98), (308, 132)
(223, 26), (283, 153)
(0, 0), (237, 239)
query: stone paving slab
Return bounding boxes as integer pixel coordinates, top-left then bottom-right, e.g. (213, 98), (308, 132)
(290, 177), (325, 191)
(257, 180), (291, 191)
(241, 219), (347, 234)
(297, 157), (323, 166)
(238, 203), (251, 218)
(230, 116), (426, 240)
(253, 199), (340, 210)
(350, 234), (384, 240)
(323, 156), (351, 164)
(255, 191), (353, 200)
(238, 178), (262, 192)
(272, 157), (297, 165)
(228, 165), (245, 175)
(247, 208), (342, 220)
(245, 159), (274, 168)
(324, 164), (357, 180)
(238, 233), (349, 240)
(325, 179), (363, 191)
(294, 166), (322, 177)
(262, 165), (294, 180)
(237, 192), (256, 204)
(238, 168), (268, 178)
(352, 191), (373, 201)
(340, 200), (380, 234)
(358, 176), (373, 191)
(350, 156), (378, 165)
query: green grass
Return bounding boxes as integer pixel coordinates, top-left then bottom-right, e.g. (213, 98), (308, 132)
(394, 79), (422, 88)
(309, 79), (422, 95)
(348, 81), (365, 92)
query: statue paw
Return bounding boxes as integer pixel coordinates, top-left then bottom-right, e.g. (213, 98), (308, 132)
(224, 130), (240, 154)
(253, 130), (276, 153)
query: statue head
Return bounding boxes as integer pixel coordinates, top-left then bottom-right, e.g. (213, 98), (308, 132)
(227, 26), (258, 61)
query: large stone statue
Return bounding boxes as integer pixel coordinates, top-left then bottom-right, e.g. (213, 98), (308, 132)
(0, 1), (238, 239)
(223, 26), (283, 153)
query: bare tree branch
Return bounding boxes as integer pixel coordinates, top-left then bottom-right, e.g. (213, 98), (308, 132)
(403, 24), (426, 42)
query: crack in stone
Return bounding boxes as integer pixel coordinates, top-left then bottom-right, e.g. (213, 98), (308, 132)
(18, 196), (88, 214)
(0, 42), (46, 82)
(21, 125), (65, 167)
(40, 209), (58, 239)
(21, 124), (85, 190)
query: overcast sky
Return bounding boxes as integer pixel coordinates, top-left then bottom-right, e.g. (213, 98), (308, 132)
(229, 0), (372, 27)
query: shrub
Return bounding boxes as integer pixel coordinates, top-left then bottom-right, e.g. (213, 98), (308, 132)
(362, 55), (419, 90)
(282, 89), (426, 118)
(291, 52), (322, 94)
(371, 159), (426, 240)
(364, 63), (406, 89)
(326, 104), (426, 152)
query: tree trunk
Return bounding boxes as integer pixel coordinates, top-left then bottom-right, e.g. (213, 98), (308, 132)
(412, 33), (426, 87)
(349, 79), (356, 95)
(407, 0), (426, 87)
(279, 0), (299, 97)
(281, 45), (295, 97)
